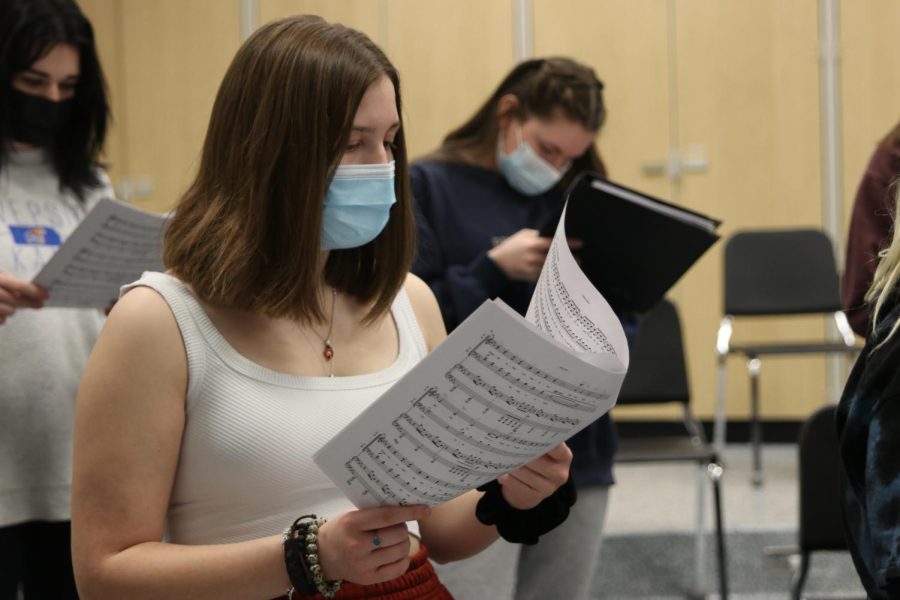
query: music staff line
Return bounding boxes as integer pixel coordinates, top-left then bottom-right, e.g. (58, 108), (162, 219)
(61, 264), (144, 284)
(360, 446), (452, 504)
(480, 336), (607, 404)
(373, 434), (474, 491)
(415, 390), (549, 455)
(346, 457), (392, 506)
(75, 247), (157, 265)
(90, 231), (159, 252)
(445, 367), (575, 433)
(536, 245), (616, 354)
(98, 215), (164, 239)
(396, 411), (535, 463)
(468, 348), (596, 411)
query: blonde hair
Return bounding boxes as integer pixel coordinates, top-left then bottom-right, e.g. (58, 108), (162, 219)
(865, 180), (900, 345)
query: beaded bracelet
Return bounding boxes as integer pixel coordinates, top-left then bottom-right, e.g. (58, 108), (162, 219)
(282, 514), (343, 598)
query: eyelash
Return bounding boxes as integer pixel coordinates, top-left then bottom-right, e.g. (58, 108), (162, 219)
(346, 141), (398, 152)
(19, 78), (77, 91)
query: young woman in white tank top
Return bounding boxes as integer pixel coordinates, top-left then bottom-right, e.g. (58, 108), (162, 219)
(69, 15), (573, 600)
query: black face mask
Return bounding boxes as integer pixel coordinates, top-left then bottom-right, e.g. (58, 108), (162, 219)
(9, 88), (73, 147)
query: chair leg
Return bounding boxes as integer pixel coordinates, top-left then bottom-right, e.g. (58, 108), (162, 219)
(709, 462), (728, 600)
(683, 404), (707, 445)
(693, 462), (707, 595)
(792, 552), (810, 600)
(747, 356), (763, 486)
(714, 353), (729, 455)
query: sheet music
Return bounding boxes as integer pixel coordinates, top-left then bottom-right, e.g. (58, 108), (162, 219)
(313, 298), (626, 508)
(33, 198), (167, 308)
(314, 199), (630, 508)
(527, 204), (630, 367)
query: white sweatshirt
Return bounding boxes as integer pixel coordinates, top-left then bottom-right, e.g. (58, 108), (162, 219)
(0, 149), (110, 526)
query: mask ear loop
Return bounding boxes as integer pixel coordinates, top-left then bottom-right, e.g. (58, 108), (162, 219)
(497, 120), (524, 159)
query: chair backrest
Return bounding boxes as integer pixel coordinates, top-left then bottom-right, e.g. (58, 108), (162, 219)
(617, 299), (690, 406)
(724, 229), (842, 316)
(798, 404), (847, 552)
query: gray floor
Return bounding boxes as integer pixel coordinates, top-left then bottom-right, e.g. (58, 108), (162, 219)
(596, 443), (866, 599)
(606, 444), (800, 535)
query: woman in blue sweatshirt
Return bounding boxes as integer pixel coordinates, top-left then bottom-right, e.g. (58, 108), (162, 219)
(411, 57), (630, 600)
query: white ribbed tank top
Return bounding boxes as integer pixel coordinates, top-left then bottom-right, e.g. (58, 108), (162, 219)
(122, 272), (429, 544)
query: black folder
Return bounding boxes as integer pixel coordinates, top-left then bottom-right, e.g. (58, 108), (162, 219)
(540, 172), (721, 313)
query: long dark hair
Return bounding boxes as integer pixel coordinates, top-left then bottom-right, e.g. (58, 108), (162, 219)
(430, 57), (608, 184)
(164, 15), (416, 324)
(0, 0), (110, 199)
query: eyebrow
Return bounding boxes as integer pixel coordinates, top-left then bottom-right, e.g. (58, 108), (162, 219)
(351, 122), (401, 133)
(24, 68), (79, 81)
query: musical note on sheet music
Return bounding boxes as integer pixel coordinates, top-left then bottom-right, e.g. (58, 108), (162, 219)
(315, 203), (630, 508)
(33, 198), (167, 308)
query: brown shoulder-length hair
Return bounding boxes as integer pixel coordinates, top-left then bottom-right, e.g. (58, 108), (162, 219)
(164, 15), (414, 324)
(428, 57), (608, 186)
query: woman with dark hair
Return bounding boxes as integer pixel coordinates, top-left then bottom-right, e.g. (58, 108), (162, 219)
(0, 0), (112, 597)
(71, 15), (572, 599)
(411, 58), (628, 600)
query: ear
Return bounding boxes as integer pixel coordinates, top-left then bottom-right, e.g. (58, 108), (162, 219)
(496, 94), (520, 129)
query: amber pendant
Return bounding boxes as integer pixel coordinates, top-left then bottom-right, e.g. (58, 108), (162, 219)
(323, 340), (334, 361)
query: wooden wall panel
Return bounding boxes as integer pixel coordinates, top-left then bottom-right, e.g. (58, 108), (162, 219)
(259, 0), (381, 42)
(75, 0), (126, 183)
(383, 0), (515, 159)
(82, 1), (873, 424)
(673, 0), (826, 420)
(116, 0), (240, 212)
(258, 1), (513, 160)
(839, 0), (900, 235)
(533, 0), (672, 201)
(533, 0), (677, 420)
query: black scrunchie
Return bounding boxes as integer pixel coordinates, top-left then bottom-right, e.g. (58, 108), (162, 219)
(475, 475), (577, 545)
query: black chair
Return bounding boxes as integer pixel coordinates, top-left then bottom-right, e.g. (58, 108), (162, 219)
(792, 404), (848, 599)
(616, 299), (729, 599)
(714, 229), (860, 484)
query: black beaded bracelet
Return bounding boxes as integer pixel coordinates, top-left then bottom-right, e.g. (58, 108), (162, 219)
(475, 475), (577, 545)
(283, 515), (318, 597)
(282, 514), (342, 598)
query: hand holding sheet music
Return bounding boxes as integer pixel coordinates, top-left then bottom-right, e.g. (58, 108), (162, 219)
(313, 201), (629, 508)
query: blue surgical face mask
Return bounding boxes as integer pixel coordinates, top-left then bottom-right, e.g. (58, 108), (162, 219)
(496, 126), (570, 196)
(322, 161), (397, 250)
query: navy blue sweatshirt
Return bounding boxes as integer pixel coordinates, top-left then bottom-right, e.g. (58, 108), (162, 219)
(411, 158), (628, 487)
